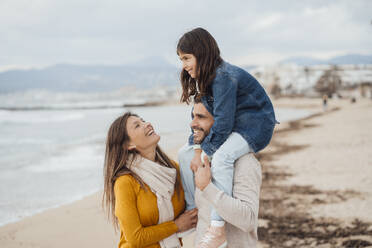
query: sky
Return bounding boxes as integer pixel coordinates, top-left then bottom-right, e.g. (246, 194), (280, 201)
(1, 0), (371, 71)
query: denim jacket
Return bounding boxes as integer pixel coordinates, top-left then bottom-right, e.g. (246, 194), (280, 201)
(189, 61), (277, 155)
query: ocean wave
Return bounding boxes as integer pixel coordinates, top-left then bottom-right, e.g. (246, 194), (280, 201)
(0, 187), (102, 227)
(26, 145), (104, 173)
(0, 89), (168, 110)
(0, 110), (85, 123)
(0, 138), (53, 145)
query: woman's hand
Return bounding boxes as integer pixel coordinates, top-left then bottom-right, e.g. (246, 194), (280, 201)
(194, 155), (211, 191)
(190, 149), (203, 173)
(174, 208), (198, 232)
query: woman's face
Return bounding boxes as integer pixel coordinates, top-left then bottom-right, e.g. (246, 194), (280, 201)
(178, 51), (198, 79)
(126, 116), (160, 152)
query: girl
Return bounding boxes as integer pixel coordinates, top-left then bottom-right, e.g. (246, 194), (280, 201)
(177, 28), (277, 248)
(103, 112), (198, 248)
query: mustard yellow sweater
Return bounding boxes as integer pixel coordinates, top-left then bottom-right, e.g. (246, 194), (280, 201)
(114, 164), (185, 248)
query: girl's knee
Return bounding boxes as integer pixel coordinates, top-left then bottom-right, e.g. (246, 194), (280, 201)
(212, 148), (235, 165)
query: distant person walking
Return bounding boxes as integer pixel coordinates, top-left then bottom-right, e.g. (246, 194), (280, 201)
(323, 94), (328, 111)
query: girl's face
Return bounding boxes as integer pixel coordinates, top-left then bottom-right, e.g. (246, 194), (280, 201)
(178, 51), (198, 79)
(126, 116), (160, 153)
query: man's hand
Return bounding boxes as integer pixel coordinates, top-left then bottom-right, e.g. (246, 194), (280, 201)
(190, 149), (203, 172)
(195, 156), (212, 191)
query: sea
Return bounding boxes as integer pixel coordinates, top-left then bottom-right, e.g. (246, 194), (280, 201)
(0, 92), (313, 227)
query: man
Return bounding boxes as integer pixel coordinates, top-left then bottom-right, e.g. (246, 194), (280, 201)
(178, 100), (262, 248)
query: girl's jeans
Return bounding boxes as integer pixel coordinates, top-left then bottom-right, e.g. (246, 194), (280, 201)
(178, 132), (251, 221)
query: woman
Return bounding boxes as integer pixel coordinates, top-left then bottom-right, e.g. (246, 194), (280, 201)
(103, 112), (197, 248)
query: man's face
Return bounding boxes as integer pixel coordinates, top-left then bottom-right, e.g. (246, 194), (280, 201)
(190, 103), (214, 144)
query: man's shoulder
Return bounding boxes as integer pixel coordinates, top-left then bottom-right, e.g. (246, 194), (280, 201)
(236, 153), (260, 167)
(234, 153), (262, 180)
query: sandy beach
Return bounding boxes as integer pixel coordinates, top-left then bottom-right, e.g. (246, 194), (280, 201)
(258, 97), (372, 247)
(1, 97), (371, 248)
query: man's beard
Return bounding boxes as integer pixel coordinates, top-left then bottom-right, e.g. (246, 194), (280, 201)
(193, 127), (208, 144)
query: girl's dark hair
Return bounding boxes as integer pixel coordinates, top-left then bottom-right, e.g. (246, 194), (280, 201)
(177, 27), (223, 104)
(102, 112), (181, 230)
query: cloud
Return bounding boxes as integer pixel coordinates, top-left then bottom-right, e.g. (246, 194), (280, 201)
(0, 0), (371, 69)
(250, 13), (283, 31)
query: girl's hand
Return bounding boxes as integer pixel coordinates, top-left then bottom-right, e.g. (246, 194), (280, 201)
(194, 158), (212, 191)
(190, 149), (203, 173)
(174, 208), (198, 232)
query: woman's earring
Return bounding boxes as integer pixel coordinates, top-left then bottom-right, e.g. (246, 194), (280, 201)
(128, 144), (136, 151)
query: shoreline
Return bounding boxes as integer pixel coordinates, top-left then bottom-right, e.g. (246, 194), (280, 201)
(0, 99), (180, 111)
(0, 188), (102, 228)
(1, 97), (371, 247)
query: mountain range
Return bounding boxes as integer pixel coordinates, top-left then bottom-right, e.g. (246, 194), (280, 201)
(0, 57), (179, 93)
(1, 54), (371, 93)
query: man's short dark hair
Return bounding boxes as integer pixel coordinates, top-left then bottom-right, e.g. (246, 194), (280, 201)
(193, 94), (202, 104)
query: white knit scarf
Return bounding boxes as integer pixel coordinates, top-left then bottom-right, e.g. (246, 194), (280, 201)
(128, 155), (181, 248)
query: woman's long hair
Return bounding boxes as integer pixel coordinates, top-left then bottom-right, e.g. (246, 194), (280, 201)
(102, 112), (181, 229)
(177, 27), (223, 104)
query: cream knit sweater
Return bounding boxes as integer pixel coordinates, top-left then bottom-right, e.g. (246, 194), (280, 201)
(194, 153), (262, 247)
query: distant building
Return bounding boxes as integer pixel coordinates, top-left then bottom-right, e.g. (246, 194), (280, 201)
(250, 64), (372, 98)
